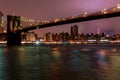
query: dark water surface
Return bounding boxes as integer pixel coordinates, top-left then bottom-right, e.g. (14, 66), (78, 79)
(0, 44), (120, 80)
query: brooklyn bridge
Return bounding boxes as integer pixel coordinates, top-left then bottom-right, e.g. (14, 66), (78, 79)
(0, 4), (120, 46)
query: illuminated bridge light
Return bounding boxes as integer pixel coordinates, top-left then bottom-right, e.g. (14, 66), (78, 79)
(43, 21), (46, 23)
(84, 12), (88, 15)
(71, 16), (76, 19)
(112, 4), (120, 12)
(101, 8), (108, 14)
(41, 21), (44, 23)
(45, 21), (50, 23)
(54, 19), (60, 22)
(113, 8), (116, 12)
(44, 20), (47, 22)
(44, 20), (49, 23)
(83, 12), (88, 17)
(117, 4), (120, 9)
(59, 18), (62, 21)
(36, 21), (40, 23)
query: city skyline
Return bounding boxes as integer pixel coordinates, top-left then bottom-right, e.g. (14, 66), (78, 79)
(0, 0), (120, 37)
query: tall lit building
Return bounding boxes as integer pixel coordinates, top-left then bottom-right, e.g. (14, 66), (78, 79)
(97, 27), (100, 34)
(0, 11), (4, 33)
(59, 32), (69, 41)
(44, 32), (53, 41)
(53, 33), (60, 41)
(71, 25), (78, 39)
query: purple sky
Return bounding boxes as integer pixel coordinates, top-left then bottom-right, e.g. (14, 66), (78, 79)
(0, 0), (120, 36)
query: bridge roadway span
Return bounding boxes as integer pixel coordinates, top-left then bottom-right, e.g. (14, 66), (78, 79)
(19, 11), (120, 32)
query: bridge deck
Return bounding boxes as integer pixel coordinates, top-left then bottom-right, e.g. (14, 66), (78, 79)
(19, 7), (120, 32)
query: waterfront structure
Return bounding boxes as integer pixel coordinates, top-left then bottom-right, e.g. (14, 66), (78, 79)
(44, 32), (53, 42)
(21, 32), (38, 41)
(43, 24), (120, 43)
(53, 33), (60, 41)
(59, 32), (69, 41)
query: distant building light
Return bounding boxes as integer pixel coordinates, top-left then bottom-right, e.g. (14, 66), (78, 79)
(117, 4), (120, 9)
(21, 41), (25, 44)
(100, 39), (109, 42)
(87, 40), (96, 42)
(40, 39), (44, 41)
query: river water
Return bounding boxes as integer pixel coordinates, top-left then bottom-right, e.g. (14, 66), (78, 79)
(0, 44), (120, 80)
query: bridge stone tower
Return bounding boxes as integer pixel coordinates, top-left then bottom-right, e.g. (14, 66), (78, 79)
(7, 15), (22, 46)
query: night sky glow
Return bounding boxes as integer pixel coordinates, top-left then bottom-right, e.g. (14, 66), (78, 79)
(0, 0), (120, 37)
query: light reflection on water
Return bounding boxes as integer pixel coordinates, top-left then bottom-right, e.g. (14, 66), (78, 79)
(0, 44), (120, 80)
(0, 48), (4, 80)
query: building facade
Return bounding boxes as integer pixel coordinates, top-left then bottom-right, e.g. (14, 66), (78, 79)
(71, 25), (78, 40)
(44, 32), (53, 42)
(0, 11), (4, 33)
(21, 32), (38, 41)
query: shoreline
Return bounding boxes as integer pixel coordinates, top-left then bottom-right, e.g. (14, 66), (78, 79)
(0, 42), (120, 47)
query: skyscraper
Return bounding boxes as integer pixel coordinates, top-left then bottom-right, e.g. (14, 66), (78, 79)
(0, 11), (4, 33)
(44, 32), (53, 41)
(71, 25), (78, 40)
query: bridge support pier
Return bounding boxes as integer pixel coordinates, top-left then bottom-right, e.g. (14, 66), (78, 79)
(7, 32), (21, 46)
(7, 15), (22, 46)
